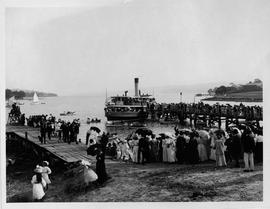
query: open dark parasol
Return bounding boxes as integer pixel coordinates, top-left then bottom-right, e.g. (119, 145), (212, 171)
(135, 128), (153, 137)
(90, 126), (101, 133)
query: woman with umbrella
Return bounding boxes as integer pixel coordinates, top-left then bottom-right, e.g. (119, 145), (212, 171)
(87, 131), (110, 184)
(86, 126), (101, 147)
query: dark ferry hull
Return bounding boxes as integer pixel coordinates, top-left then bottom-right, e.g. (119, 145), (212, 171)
(105, 111), (148, 121)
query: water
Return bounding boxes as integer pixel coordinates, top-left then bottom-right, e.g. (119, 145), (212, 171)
(6, 91), (262, 142)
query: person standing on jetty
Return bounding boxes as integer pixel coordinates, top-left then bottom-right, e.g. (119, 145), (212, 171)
(31, 165), (47, 202)
(40, 118), (47, 144)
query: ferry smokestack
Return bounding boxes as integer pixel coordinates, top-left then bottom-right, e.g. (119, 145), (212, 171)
(134, 78), (139, 97)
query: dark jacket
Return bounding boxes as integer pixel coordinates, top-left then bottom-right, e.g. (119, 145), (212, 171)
(242, 134), (256, 153)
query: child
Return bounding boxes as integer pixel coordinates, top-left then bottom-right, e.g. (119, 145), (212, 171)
(41, 161), (52, 190)
(31, 165), (46, 201)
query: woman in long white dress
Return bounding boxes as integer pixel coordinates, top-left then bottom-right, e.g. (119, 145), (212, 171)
(197, 131), (209, 162)
(209, 129), (217, 161)
(162, 138), (168, 162)
(165, 134), (176, 163)
(31, 166), (46, 201)
(130, 139), (139, 163)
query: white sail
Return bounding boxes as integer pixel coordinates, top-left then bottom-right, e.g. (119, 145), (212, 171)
(33, 92), (39, 103)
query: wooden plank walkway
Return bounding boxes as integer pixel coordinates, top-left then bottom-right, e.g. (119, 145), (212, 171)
(6, 125), (97, 164)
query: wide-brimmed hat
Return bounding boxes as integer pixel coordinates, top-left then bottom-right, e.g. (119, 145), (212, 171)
(163, 132), (176, 139)
(34, 165), (43, 173)
(43, 161), (49, 166)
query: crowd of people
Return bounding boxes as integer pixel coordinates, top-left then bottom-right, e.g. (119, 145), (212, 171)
(37, 115), (81, 145)
(148, 102), (263, 122)
(96, 124), (263, 171)
(7, 103), (25, 125)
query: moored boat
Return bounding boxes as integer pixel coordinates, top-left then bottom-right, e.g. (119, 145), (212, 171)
(60, 111), (76, 116)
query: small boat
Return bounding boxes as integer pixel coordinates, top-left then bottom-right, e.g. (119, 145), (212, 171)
(60, 111), (76, 116)
(87, 118), (101, 124)
(159, 116), (179, 124)
(31, 92), (45, 105)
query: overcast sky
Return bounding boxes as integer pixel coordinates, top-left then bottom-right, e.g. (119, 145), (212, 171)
(5, 0), (270, 95)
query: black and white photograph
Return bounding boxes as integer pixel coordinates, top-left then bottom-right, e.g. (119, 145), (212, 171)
(1, 0), (269, 208)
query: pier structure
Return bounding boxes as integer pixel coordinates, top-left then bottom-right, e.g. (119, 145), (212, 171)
(6, 125), (97, 167)
(148, 102), (263, 130)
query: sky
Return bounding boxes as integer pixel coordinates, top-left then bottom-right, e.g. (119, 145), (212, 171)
(5, 0), (270, 96)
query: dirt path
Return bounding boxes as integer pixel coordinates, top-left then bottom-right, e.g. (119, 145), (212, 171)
(7, 155), (263, 202)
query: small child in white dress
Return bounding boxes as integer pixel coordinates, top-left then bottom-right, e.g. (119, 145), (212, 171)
(31, 165), (46, 201)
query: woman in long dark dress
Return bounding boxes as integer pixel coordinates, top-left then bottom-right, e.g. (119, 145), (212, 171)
(187, 131), (199, 164)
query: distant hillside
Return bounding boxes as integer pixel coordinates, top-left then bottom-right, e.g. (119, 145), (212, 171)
(6, 89), (57, 100)
(203, 78), (262, 102)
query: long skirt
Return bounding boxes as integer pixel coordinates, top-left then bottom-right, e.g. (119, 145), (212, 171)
(167, 147), (176, 163)
(162, 146), (168, 162)
(32, 183), (45, 200)
(132, 146), (139, 163)
(216, 154), (226, 167)
(198, 144), (208, 162)
(209, 149), (216, 161)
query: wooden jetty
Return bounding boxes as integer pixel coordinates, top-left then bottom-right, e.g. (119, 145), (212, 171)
(148, 102), (263, 129)
(6, 125), (97, 166)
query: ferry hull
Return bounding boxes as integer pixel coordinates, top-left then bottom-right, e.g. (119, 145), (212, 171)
(105, 111), (148, 121)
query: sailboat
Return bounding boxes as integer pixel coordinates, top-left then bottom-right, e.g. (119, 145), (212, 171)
(31, 92), (45, 105)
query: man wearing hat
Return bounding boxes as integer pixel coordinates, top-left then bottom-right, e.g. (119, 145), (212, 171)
(136, 129), (148, 164)
(242, 127), (256, 172)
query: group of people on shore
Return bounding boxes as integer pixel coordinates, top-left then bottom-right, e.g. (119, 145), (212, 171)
(100, 124), (262, 171)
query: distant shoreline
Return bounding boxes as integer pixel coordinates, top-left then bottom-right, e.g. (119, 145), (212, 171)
(202, 91), (262, 103)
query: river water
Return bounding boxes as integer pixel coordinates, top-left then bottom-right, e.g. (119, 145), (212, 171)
(6, 91), (262, 142)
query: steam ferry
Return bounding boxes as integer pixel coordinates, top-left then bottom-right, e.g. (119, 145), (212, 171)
(104, 78), (156, 121)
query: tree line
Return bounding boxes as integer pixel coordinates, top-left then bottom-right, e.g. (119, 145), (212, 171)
(208, 79), (262, 96)
(6, 89), (57, 100)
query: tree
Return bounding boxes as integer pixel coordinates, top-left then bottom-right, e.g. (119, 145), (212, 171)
(254, 78), (262, 84)
(6, 89), (12, 100)
(215, 86), (227, 95)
